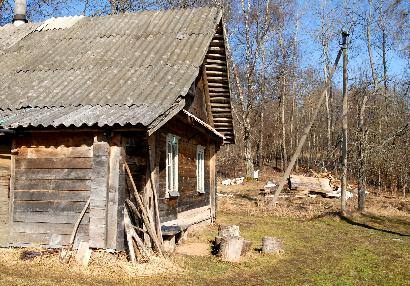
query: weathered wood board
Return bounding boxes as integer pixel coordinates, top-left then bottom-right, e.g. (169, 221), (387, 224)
(0, 140), (11, 246)
(9, 138), (93, 248)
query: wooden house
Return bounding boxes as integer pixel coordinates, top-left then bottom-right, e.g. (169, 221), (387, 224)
(0, 7), (234, 250)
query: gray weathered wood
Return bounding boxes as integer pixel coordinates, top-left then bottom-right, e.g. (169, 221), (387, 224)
(15, 158), (93, 169)
(106, 146), (121, 249)
(14, 201), (90, 213)
(13, 190), (90, 201)
(12, 222), (88, 235)
(18, 147), (92, 158)
(89, 142), (109, 249)
(124, 162), (164, 256)
(14, 179), (91, 191)
(218, 237), (244, 262)
(14, 211), (90, 224)
(15, 169), (92, 180)
(261, 236), (283, 254)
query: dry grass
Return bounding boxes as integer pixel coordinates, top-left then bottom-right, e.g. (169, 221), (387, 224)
(0, 247), (182, 279)
(0, 180), (408, 285)
(218, 180), (410, 220)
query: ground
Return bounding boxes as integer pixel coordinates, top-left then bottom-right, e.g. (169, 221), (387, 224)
(0, 180), (409, 286)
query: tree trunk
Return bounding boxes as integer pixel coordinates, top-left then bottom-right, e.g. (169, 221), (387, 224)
(280, 74), (287, 171)
(244, 117), (254, 178)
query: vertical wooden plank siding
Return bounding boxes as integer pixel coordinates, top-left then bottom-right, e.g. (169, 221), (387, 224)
(0, 139), (11, 245)
(106, 146), (121, 249)
(89, 142), (109, 248)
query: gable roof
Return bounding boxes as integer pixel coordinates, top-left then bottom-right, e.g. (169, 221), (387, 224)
(0, 7), (234, 143)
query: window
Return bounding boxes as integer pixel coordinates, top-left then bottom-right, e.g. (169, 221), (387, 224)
(196, 145), (205, 194)
(166, 134), (179, 198)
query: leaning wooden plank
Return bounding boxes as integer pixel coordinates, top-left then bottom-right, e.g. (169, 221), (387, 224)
(14, 201), (89, 213)
(61, 198), (90, 263)
(14, 190), (90, 202)
(124, 207), (137, 263)
(15, 158), (93, 169)
(15, 169), (93, 180)
(124, 162), (164, 257)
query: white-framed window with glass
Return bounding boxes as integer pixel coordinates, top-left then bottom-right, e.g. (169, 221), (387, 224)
(196, 145), (205, 194)
(166, 134), (179, 198)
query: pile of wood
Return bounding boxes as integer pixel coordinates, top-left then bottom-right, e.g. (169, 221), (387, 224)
(123, 162), (164, 263)
(214, 225), (251, 262)
(288, 175), (333, 195)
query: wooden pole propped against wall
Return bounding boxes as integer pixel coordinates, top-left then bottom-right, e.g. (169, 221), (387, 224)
(123, 161), (164, 258)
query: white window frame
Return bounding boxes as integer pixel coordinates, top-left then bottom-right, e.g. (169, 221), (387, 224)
(165, 134), (179, 198)
(196, 145), (205, 194)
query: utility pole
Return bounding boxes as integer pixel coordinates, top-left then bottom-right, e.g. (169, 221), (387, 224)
(341, 30), (349, 213)
(272, 44), (344, 204)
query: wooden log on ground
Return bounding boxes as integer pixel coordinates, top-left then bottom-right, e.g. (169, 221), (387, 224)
(288, 175), (333, 194)
(261, 237), (283, 254)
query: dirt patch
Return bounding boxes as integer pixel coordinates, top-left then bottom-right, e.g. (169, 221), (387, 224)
(175, 243), (210, 257)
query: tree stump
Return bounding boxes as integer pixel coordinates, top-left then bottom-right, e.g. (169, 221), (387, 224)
(261, 237), (283, 254)
(218, 237), (244, 262)
(218, 225), (240, 238)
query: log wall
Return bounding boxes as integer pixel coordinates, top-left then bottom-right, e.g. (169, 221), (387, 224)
(186, 75), (209, 124)
(10, 133), (94, 247)
(155, 118), (214, 223)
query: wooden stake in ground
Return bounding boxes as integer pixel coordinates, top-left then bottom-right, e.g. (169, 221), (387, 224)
(341, 30), (349, 213)
(271, 43), (344, 204)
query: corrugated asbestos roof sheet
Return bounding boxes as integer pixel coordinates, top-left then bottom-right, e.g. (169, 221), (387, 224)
(0, 7), (223, 132)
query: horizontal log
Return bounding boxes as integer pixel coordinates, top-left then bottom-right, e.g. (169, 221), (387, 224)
(18, 147), (92, 158)
(15, 169), (92, 180)
(14, 190), (89, 202)
(15, 179), (91, 191)
(14, 211), (90, 224)
(205, 64), (227, 71)
(15, 158), (93, 169)
(289, 175), (333, 193)
(10, 232), (89, 247)
(14, 201), (90, 213)
(205, 58), (226, 65)
(205, 54), (225, 60)
(12, 222), (88, 235)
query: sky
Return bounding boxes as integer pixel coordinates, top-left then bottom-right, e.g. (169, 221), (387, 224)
(1, 0), (408, 87)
